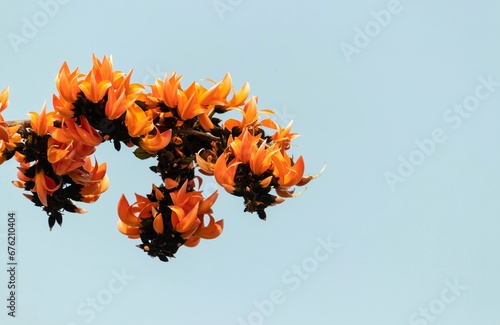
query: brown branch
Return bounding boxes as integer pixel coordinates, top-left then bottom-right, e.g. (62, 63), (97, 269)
(6, 119), (30, 128)
(5, 119), (220, 142)
(5, 119), (30, 134)
(174, 129), (219, 141)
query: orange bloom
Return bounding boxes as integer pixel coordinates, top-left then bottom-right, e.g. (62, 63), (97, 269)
(48, 143), (86, 176)
(47, 127), (96, 174)
(63, 117), (102, 147)
(52, 94), (75, 119)
(91, 54), (114, 81)
(117, 185), (171, 239)
(68, 157), (109, 203)
(0, 86), (10, 113)
(228, 130), (260, 164)
(168, 181), (222, 241)
(225, 81), (250, 109)
(105, 87), (136, 120)
(117, 189), (161, 238)
(223, 96), (274, 131)
(176, 89), (204, 121)
(117, 219), (141, 239)
(226, 129), (278, 175)
(0, 87), (19, 161)
(55, 61), (82, 104)
(152, 72), (183, 108)
(214, 153), (240, 193)
(12, 160), (31, 189)
(194, 214), (223, 240)
(139, 127), (172, 154)
(28, 102), (54, 136)
(250, 140), (279, 176)
(117, 194), (141, 228)
(184, 235), (201, 247)
(169, 203), (201, 239)
(78, 70), (112, 103)
(169, 181), (203, 211)
(270, 120), (300, 152)
(0, 123), (8, 145)
(0, 125), (21, 164)
(272, 152), (305, 188)
(32, 171), (62, 207)
(125, 104), (154, 138)
(152, 209), (164, 234)
(195, 150), (217, 176)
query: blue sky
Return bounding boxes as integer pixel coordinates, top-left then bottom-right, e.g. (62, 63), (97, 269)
(1, 1), (500, 324)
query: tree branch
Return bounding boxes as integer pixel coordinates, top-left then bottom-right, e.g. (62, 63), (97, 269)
(6, 119), (30, 128)
(5, 119), (220, 142)
(174, 129), (219, 141)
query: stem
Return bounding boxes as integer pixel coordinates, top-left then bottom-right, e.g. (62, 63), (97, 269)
(6, 119), (30, 128)
(174, 129), (219, 141)
(6, 119), (221, 142)
(6, 119), (30, 134)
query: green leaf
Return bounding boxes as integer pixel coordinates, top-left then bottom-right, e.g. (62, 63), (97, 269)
(133, 147), (153, 160)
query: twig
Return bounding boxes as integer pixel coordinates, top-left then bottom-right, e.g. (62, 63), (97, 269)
(6, 119), (220, 142)
(6, 119), (30, 128)
(174, 129), (219, 141)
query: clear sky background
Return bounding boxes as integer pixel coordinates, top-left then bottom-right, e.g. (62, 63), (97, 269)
(1, 0), (500, 324)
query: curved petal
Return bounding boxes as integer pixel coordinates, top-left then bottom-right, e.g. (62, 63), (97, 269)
(117, 194), (140, 227)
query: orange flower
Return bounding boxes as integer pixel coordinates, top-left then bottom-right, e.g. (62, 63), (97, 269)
(117, 190), (161, 236)
(116, 186), (170, 239)
(152, 72), (183, 108)
(48, 143), (86, 176)
(28, 102), (54, 136)
(195, 149), (217, 176)
(223, 96), (274, 131)
(32, 171), (62, 207)
(63, 117), (102, 147)
(272, 152), (305, 188)
(55, 61), (82, 104)
(184, 235), (201, 247)
(12, 160), (31, 189)
(0, 125), (9, 151)
(225, 81), (250, 109)
(214, 153), (240, 193)
(47, 129), (96, 175)
(270, 121), (300, 152)
(250, 140), (279, 176)
(228, 130), (260, 164)
(168, 181), (222, 241)
(69, 157), (109, 203)
(91, 54), (114, 82)
(176, 89), (204, 121)
(52, 94), (75, 119)
(125, 104), (154, 138)
(194, 214), (223, 240)
(169, 181), (203, 211)
(117, 219), (141, 239)
(169, 203), (201, 239)
(0, 86), (10, 113)
(105, 87), (136, 120)
(78, 70), (112, 103)
(117, 194), (141, 228)
(152, 209), (164, 234)
(0, 129), (20, 165)
(226, 129), (278, 175)
(139, 127), (172, 154)
(0, 88), (21, 158)
(199, 73), (250, 109)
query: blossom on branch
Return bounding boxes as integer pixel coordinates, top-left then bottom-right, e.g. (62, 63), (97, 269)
(0, 54), (321, 262)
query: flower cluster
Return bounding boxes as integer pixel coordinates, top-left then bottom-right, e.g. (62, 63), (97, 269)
(0, 55), (321, 261)
(1, 84), (108, 229)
